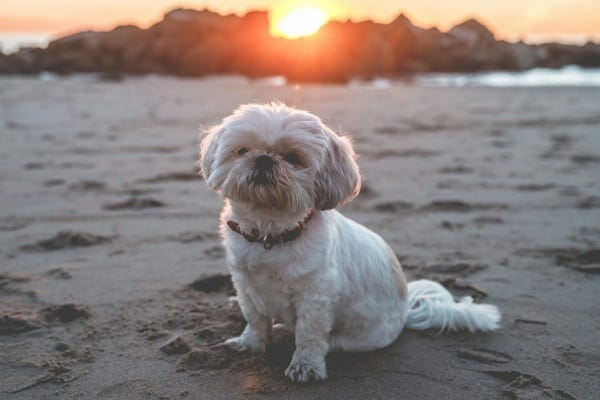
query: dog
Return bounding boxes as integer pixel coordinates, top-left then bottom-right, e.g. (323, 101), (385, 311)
(199, 102), (501, 383)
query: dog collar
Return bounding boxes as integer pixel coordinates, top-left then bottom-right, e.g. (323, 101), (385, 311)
(226, 209), (315, 250)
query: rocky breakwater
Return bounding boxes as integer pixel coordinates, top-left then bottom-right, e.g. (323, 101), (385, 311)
(1, 8), (599, 82)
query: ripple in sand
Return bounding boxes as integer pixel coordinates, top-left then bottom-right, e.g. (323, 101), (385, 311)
(523, 247), (600, 273)
(188, 274), (233, 294)
(570, 154), (600, 164)
(427, 262), (488, 276)
(515, 183), (556, 191)
(68, 180), (106, 192)
(0, 272), (30, 288)
(103, 197), (166, 210)
(440, 220), (465, 230)
(20, 231), (112, 252)
(576, 196), (600, 209)
(366, 148), (441, 159)
(0, 218), (28, 231)
(44, 268), (73, 280)
(204, 245), (225, 259)
(472, 216), (504, 226)
(374, 126), (402, 135)
(420, 200), (508, 213)
(138, 171), (200, 183)
(167, 231), (219, 243)
(374, 201), (414, 212)
(43, 178), (66, 186)
(439, 165), (473, 174)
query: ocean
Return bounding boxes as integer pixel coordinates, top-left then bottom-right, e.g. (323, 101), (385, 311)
(350, 66), (600, 87)
(414, 66), (600, 87)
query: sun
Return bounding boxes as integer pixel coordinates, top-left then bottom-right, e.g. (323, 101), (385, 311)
(271, 6), (329, 39)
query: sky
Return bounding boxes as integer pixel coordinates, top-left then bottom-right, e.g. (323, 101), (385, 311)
(0, 0), (599, 43)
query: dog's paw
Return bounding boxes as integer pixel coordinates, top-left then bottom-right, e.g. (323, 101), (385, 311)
(223, 335), (265, 353)
(284, 357), (327, 383)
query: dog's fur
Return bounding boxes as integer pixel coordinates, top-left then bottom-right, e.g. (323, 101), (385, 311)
(200, 103), (501, 383)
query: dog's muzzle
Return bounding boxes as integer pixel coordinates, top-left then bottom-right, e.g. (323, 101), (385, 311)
(251, 155), (275, 185)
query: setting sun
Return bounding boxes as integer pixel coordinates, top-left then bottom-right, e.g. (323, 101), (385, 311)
(271, 6), (328, 39)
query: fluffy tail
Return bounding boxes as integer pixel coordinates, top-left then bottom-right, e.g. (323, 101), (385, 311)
(405, 280), (501, 333)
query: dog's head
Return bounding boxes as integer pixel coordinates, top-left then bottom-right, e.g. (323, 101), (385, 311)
(200, 103), (360, 213)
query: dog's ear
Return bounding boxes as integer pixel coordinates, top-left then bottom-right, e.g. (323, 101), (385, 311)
(314, 126), (361, 210)
(199, 124), (226, 190)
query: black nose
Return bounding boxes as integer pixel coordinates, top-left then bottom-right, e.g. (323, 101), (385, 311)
(254, 155), (274, 170)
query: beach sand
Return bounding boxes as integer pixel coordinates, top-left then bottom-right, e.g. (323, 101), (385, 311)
(1, 76), (599, 399)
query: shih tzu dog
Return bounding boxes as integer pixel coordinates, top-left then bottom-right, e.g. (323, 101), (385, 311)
(199, 103), (500, 383)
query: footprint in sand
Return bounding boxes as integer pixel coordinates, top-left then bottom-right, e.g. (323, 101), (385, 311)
(457, 348), (512, 364)
(0, 311), (40, 335)
(484, 370), (577, 400)
(554, 352), (600, 372)
(513, 318), (548, 336)
(41, 304), (90, 323)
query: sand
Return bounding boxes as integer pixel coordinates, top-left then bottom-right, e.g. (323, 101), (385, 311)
(1, 76), (599, 399)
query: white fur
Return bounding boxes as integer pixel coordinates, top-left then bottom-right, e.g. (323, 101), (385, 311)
(199, 103), (501, 383)
(406, 280), (501, 332)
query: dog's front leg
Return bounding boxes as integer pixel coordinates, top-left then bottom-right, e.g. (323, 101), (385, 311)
(285, 295), (333, 383)
(224, 290), (272, 353)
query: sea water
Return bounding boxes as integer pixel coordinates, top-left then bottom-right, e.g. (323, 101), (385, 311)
(414, 66), (600, 87)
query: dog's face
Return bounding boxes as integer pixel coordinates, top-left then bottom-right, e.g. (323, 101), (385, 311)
(200, 103), (360, 213)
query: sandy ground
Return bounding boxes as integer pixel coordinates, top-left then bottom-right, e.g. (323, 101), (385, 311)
(1, 76), (599, 400)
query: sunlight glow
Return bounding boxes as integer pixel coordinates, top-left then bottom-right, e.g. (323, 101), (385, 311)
(272, 6), (328, 38)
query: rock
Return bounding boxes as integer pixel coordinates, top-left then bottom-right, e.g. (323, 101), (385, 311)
(39, 31), (102, 73)
(2, 8), (600, 80)
(448, 18), (495, 46)
(0, 53), (20, 74)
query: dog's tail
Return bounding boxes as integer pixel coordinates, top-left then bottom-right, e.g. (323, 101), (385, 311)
(405, 280), (501, 333)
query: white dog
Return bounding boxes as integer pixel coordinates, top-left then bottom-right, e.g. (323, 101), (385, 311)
(200, 103), (500, 383)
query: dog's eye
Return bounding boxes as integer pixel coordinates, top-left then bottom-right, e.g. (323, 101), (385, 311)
(283, 152), (303, 166)
(237, 147), (248, 156)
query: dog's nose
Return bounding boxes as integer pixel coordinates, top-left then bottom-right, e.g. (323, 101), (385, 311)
(254, 155), (274, 170)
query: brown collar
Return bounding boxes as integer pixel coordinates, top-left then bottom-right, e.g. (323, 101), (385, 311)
(227, 209), (315, 250)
